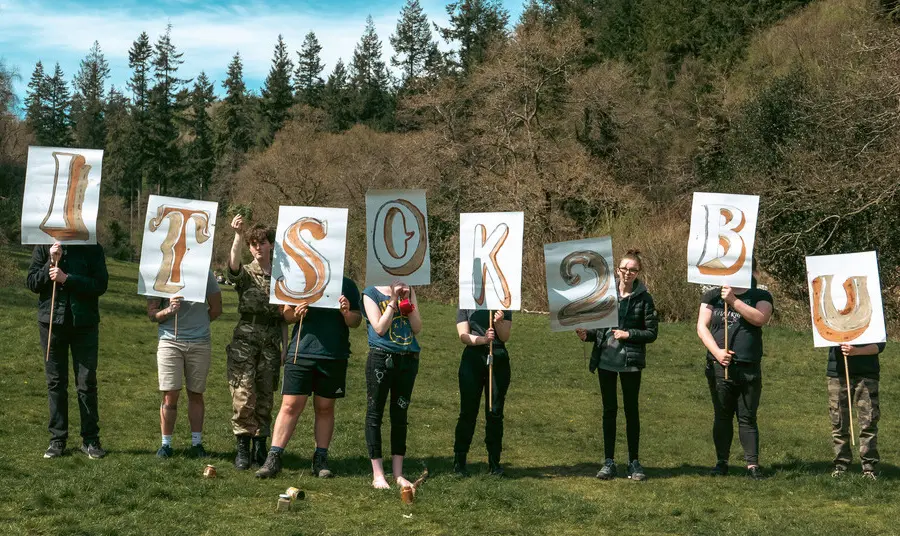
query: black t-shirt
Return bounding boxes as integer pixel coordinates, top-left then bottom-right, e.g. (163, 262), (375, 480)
(701, 287), (773, 364)
(457, 308), (513, 359)
(287, 277), (361, 360)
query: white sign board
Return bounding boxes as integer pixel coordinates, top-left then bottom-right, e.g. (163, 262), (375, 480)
(137, 195), (218, 303)
(270, 206), (347, 309)
(687, 192), (759, 288)
(458, 212), (524, 311)
(365, 190), (431, 286)
(21, 146), (104, 244)
(544, 236), (618, 331)
(806, 251), (886, 348)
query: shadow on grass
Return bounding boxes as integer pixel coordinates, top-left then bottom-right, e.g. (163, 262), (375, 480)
(770, 459), (900, 478)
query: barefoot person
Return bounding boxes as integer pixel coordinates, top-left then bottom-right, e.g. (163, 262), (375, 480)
(27, 241), (109, 459)
(147, 271), (222, 458)
(696, 269), (773, 479)
(255, 277), (363, 479)
(226, 215), (288, 470)
(576, 249), (658, 481)
(361, 281), (422, 489)
(453, 309), (512, 476)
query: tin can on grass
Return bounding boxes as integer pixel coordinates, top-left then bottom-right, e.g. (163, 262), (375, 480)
(203, 465), (216, 478)
(285, 487), (304, 501)
(277, 494), (292, 512)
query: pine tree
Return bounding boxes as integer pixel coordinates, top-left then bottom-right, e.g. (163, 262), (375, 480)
(71, 41), (110, 149)
(322, 58), (353, 131)
(260, 34), (295, 143)
(185, 72), (215, 198)
(24, 61), (52, 144)
(45, 63), (73, 146)
(438, 0), (510, 73)
(127, 31), (154, 198)
(294, 31), (325, 107)
(103, 86), (132, 197)
(350, 16), (394, 129)
(214, 52), (252, 171)
(148, 23), (188, 194)
(390, 0), (435, 85)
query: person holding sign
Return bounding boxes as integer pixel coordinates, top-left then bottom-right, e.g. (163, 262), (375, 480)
(255, 278), (363, 479)
(361, 280), (422, 489)
(826, 343), (886, 479)
(454, 308), (513, 477)
(696, 264), (773, 479)
(576, 250), (657, 481)
(147, 272), (222, 459)
(226, 215), (288, 471)
(27, 241), (109, 459)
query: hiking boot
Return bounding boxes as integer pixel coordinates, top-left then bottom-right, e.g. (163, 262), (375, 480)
(187, 443), (208, 459)
(488, 452), (504, 477)
(255, 451), (283, 479)
(81, 441), (106, 459)
(453, 452), (469, 477)
(44, 440), (65, 459)
(863, 469), (878, 481)
(156, 445), (174, 459)
(831, 465), (847, 478)
(234, 435), (252, 470)
(312, 450), (334, 478)
(746, 465), (765, 480)
(627, 459), (646, 481)
(252, 437), (268, 467)
(596, 458), (617, 480)
(710, 461), (729, 476)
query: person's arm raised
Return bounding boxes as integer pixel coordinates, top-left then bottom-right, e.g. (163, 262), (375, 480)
(228, 215), (244, 274)
(363, 292), (396, 337)
(697, 303), (732, 366)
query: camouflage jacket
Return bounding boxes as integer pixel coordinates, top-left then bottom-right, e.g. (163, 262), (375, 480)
(228, 260), (282, 320)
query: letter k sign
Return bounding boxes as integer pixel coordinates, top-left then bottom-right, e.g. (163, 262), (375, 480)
(472, 223), (512, 308)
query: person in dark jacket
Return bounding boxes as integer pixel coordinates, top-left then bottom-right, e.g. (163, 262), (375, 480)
(26, 241), (109, 459)
(827, 342), (886, 480)
(576, 249), (658, 481)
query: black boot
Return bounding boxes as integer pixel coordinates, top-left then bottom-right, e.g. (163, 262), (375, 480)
(255, 451), (283, 479)
(252, 436), (268, 467)
(234, 435), (252, 470)
(488, 451), (504, 477)
(312, 449), (334, 478)
(453, 452), (469, 477)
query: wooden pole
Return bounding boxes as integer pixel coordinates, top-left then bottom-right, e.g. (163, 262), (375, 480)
(174, 313), (178, 341)
(843, 353), (856, 447)
(45, 270), (57, 362)
(292, 311), (306, 364)
(723, 302), (730, 381)
(488, 310), (494, 412)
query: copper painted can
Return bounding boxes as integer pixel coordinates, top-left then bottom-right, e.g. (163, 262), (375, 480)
(400, 486), (414, 504)
(277, 494), (292, 512)
(203, 465), (217, 478)
(285, 487), (305, 501)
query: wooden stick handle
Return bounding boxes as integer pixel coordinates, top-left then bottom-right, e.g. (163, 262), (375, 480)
(293, 312), (305, 364)
(46, 280), (57, 362)
(488, 310), (494, 412)
(843, 353), (856, 447)
(174, 313), (178, 341)
(724, 301), (730, 381)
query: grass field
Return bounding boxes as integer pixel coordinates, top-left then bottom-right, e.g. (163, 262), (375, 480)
(0, 247), (897, 535)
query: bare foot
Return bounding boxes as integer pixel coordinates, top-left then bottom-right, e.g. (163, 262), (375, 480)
(372, 476), (391, 489)
(396, 476), (413, 489)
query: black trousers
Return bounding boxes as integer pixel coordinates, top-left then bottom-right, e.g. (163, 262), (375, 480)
(364, 348), (419, 459)
(453, 351), (511, 456)
(597, 369), (641, 461)
(39, 322), (100, 443)
(706, 361), (762, 465)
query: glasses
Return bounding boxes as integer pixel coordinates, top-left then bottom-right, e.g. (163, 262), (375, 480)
(618, 267), (640, 275)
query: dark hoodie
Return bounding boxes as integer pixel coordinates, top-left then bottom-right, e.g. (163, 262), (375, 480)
(827, 343), (886, 380)
(586, 279), (659, 371)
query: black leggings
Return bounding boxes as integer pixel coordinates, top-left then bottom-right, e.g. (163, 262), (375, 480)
(453, 351), (511, 456)
(364, 348), (419, 459)
(597, 369), (641, 462)
(706, 361), (762, 465)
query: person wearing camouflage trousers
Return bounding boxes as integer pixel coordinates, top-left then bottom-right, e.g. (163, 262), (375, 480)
(226, 215), (287, 470)
(826, 342), (886, 479)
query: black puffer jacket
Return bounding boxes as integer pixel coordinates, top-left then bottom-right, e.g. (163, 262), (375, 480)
(586, 279), (658, 371)
(26, 244), (108, 327)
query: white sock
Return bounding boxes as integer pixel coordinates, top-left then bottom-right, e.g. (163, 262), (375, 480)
(162, 435), (173, 447)
(191, 432), (202, 446)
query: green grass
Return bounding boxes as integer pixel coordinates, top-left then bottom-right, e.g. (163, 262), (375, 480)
(0, 246), (897, 535)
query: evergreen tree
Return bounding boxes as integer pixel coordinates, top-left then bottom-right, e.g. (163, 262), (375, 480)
(148, 23), (188, 194)
(294, 31), (325, 107)
(185, 72), (215, 198)
(260, 34), (295, 143)
(103, 86), (132, 197)
(24, 61), (52, 144)
(350, 16), (394, 129)
(45, 63), (73, 146)
(390, 0), (435, 85)
(438, 0), (510, 73)
(322, 58), (353, 131)
(71, 41), (110, 149)
(214, 52), (252, 171)
(127, 31), (154, 197)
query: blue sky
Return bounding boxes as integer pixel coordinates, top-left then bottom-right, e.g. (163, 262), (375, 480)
(0, 0), (524, 109)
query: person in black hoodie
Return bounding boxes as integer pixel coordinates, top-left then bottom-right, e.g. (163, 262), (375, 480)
(827, 342), (886, 480)
(576, 249), (658, 481)
(26, 241), (109, 459)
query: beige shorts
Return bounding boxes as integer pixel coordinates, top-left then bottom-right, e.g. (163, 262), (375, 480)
(157, 339), (212, 393)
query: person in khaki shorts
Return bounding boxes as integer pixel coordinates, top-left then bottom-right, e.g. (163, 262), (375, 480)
(147, 270), (222, 458)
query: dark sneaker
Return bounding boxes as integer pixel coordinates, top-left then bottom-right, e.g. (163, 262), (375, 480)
(156, 445), (174, 459)
(746, 465), (764, 480)
(596, 459), (617, 480)
(255, 451), (283, 479)
(235, 436), (251, 470)
(710, 461), (729, 476)
(81, 441), (106, 459)
(312, 451), (334, 478)
(627, 460), (646, 481)
(188, 444), (209, 459)
(453, 452), (469, 477)
(862, 469), (877, 481)
(831, 465), (847, 478)
(44, 440), (65, 459)
(488, 452), (504, 477)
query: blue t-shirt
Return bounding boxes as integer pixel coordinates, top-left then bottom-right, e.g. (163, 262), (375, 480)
(156, 271), (220, 341)
(286, 277), (361, 360)
(362, 286), (421, 353)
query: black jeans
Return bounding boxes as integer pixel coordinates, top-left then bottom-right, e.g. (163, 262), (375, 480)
(453, 351), (511, 456)
(597, 369), (641, 461)
(365, 348), (419, 459)
(706, 361), (762, 465)
(39, 322), (100, 443)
